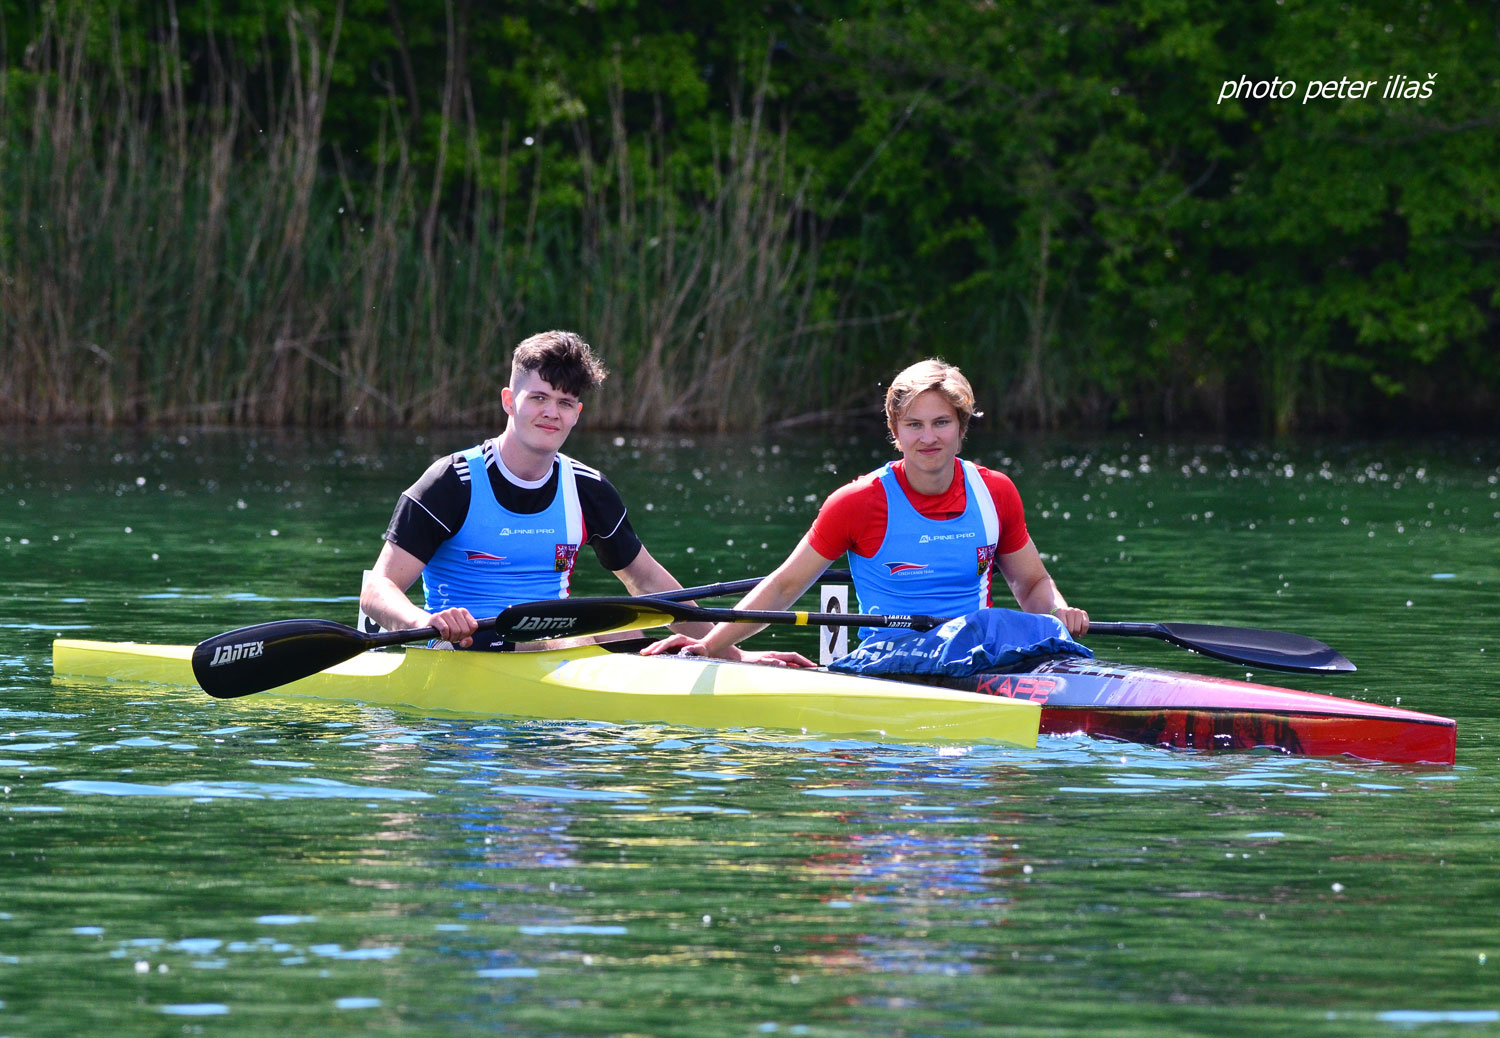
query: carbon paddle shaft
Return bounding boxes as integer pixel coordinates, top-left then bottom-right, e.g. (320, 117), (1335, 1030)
(191, 571), (848, 698)
(610, 601), (1356, 674)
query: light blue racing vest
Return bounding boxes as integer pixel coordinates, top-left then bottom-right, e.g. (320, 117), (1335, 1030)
(422, 446), (584, 617)
(845, 459), (999, 643)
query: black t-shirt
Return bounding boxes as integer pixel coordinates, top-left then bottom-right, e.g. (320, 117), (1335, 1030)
(383, 440), (644, 572)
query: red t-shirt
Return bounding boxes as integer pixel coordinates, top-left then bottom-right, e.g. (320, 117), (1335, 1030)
(807, 459), (1030, 561)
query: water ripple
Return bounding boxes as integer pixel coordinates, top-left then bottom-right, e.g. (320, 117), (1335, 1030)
(489, 784), (645, 801)
(45, 778), (432, 800)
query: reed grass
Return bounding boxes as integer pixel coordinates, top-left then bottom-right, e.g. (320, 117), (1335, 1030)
(0, 7), (881, 430)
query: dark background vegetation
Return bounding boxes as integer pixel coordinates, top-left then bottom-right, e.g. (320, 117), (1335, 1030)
(1, 0), (1495, 434)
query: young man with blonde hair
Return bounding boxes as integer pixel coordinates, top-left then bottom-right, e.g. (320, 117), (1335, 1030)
(645, 357), (1086, 665)
(361, 330), (708, 648)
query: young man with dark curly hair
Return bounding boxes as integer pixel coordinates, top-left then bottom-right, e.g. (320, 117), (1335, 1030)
(360, 330), (709, 649)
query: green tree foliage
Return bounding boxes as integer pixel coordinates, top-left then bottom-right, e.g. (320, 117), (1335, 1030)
(1, 0), (1494, 433)
(812, 0), (1498, 433)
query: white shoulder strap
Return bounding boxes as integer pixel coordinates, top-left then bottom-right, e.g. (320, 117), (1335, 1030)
(961, 460), (999, 545)
(557, 453), (584, 546)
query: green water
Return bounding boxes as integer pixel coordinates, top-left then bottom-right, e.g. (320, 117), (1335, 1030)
(2, 427), (1498, 1036)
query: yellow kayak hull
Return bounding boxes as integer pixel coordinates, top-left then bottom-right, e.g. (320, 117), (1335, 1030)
(51, 639), (1040, 747)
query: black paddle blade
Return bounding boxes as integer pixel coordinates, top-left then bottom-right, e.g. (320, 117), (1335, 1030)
(494, 599), (683, 641)
(1152, 622), (1356, 674)
(192, 619), (373, 699)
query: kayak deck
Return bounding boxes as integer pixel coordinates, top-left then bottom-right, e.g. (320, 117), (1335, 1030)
(49, 639), (1041, 748)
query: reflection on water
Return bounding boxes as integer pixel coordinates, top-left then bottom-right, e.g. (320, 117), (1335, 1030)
(1, 428), (1498, 1034)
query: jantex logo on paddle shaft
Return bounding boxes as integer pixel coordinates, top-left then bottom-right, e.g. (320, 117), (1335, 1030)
(209, 640), (264, 667)
(510, 615), (581, 635)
